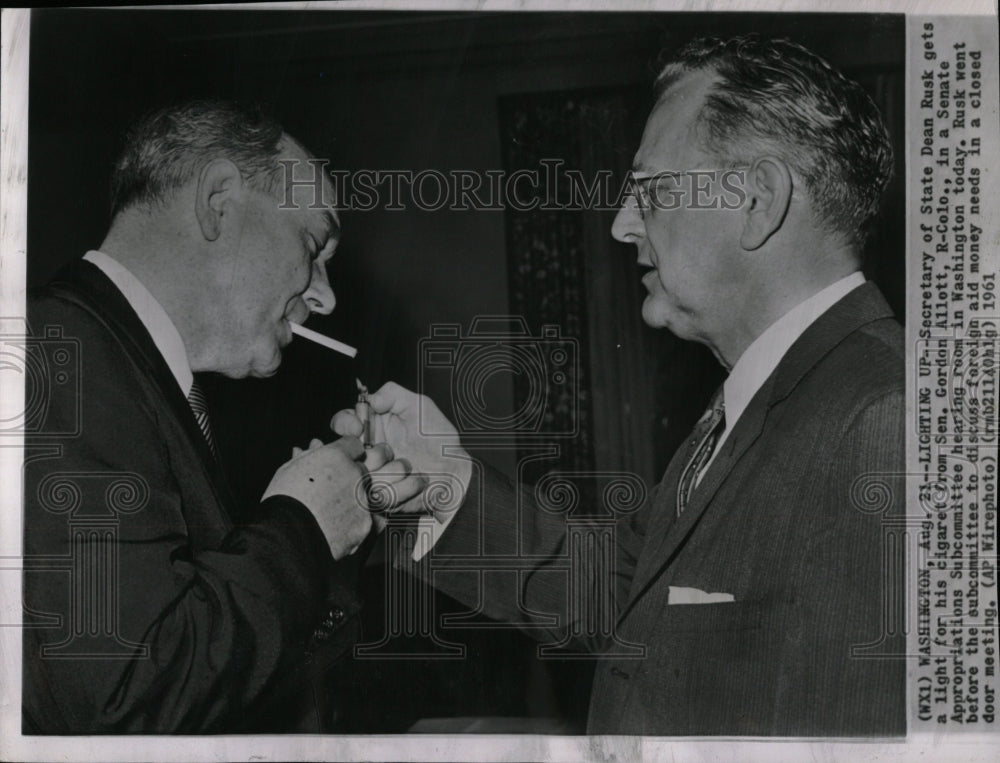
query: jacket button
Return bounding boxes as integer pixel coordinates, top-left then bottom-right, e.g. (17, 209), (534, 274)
(330, 606), (345, 623)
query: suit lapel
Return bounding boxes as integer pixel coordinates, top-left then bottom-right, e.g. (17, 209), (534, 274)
(45, 259), (238, 524)
(619, 282), (897, 619)
(621, 380), (772, 616)
(766, 282), (895, 406)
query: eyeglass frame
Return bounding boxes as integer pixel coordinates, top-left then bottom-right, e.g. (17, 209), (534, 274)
(625, 166), (751, 219)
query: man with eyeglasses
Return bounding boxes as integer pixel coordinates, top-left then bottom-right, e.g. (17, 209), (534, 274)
(334, 35), (905, 735)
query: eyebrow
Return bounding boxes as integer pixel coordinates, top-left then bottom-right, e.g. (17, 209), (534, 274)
(630, 167), (690, 184)
(629, 169), (668, 187)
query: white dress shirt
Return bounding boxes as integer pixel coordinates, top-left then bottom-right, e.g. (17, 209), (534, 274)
(701, 271), (867, 476)
(419, 272), (867, 560)
(83, 250), (193, 397)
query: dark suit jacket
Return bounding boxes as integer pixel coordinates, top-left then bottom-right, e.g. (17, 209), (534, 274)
(418, 282), (907, 736)
(22, 260), (360, 733)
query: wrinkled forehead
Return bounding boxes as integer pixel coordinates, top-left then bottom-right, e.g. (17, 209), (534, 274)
(633, 68), (719, 174)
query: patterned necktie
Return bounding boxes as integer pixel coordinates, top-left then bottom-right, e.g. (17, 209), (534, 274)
(187, 379), (218, 458)
(676, 387), (726, 517)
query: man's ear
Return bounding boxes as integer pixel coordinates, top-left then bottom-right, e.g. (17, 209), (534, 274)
(739, 156), (792, 251)
(194, 159), (244, 242)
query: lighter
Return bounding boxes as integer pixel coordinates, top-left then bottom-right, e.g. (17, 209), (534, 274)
(356, 378), (373, 448)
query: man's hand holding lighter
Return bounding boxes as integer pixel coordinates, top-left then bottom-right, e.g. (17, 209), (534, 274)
(331, 382), (472, 522)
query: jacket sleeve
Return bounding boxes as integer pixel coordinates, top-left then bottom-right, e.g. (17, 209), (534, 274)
(22, 296), (341, 733)
(395, 458), (651, 654)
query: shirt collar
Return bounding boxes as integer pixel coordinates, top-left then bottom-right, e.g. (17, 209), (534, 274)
(83, 250), (194, 397)
(717, 271), (866, 450)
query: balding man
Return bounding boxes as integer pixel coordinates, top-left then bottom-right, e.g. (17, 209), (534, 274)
(23, 101), (414, 733)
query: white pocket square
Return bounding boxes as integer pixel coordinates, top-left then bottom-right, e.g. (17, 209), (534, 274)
(668, 586), (735, 605)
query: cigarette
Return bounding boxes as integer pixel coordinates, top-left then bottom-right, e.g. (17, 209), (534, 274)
(290, 323), (357, 358)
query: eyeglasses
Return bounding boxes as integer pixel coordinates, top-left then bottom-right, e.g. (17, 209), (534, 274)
(626, 167), (750, 219)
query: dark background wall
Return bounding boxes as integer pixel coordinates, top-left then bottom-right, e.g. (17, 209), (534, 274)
(27, 8), (905, 473)
(27, 8), (905, 731)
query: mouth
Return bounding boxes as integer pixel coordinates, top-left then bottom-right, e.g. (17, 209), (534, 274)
(279, 319), (294, 347)
(640, 269), (659, 292)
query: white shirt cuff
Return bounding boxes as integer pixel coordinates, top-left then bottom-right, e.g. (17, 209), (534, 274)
(411, 507), (461, 561)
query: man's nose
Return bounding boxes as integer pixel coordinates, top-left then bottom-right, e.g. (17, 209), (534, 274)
(611, 196), (643, 244)
(304, 262), (336, 315)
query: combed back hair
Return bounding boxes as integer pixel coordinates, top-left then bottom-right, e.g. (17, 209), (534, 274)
(110, 100), (284, 218)
(655, 35), (893, 251)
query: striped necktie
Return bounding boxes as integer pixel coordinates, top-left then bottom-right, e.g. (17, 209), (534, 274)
(676, 387), (725, 517)
(187, 379), (218, 458)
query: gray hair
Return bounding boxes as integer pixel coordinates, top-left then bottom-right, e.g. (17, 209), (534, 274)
(110, 100), (284, 217)
(655, 35), (893, 251)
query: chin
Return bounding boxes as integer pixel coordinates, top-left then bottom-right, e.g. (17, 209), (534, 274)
(642, 294), (693, 335)
(245, 346), (283, 378)
(254, 357), (283, 378)
(641, 299), (671, 330)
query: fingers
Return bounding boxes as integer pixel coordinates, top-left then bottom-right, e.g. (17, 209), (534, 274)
(331, 435), (364, 461)
(367, 458), (412, 482)
(364, 459), (424, 512)
(384, 473), (428, 507)
(293, 436), (364, 462)
(368, 381), (418, 416)
(293, 436), (335, 459)
(334, 381), (424, 430)
(331, 408), (363, 437)
(366, 473), (427, 513)
(355, 445), (395, 512)
(362, 442), (394, 471)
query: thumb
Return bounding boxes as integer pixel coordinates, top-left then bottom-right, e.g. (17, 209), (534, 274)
(331, 409), (363, 437)
(368, 381), (418, 416)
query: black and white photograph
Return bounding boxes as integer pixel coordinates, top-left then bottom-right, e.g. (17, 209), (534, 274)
(0, 2), (997, 761)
